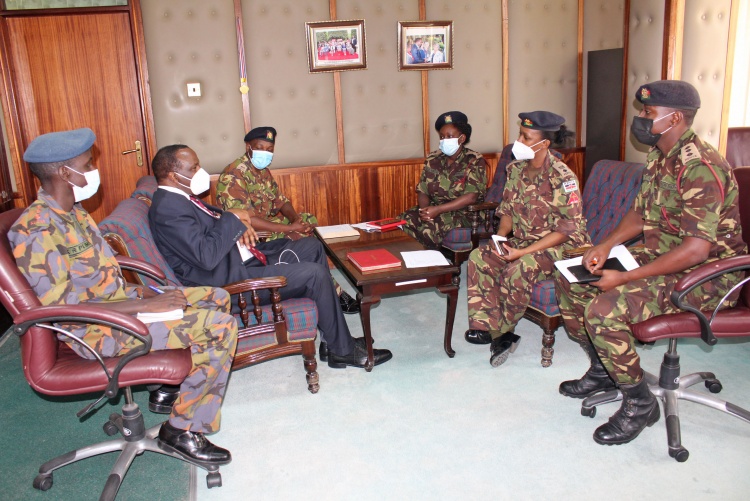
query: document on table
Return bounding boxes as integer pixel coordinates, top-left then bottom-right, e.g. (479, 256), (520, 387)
(401, 250), (451, 268)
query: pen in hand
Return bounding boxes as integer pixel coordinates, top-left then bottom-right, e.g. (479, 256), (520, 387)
(148, 285), (192, 307)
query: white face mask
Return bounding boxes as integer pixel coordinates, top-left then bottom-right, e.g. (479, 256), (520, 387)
(439, 137), (462, 156)
(511, 139), (544, 161)
(250, 150), (273, 170)
(176, 168), (211, 196)
(65, 166), (101, 202)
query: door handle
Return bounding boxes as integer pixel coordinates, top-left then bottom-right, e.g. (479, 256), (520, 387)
(121, 140), (143, 166)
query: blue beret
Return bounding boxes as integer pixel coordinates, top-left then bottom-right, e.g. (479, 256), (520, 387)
(23, 128), (96, 163)
(518, 111), (565, 131)
(244, 126), (277, 143)
(435, 111), (469, 131)
(636, 80), (701, 110)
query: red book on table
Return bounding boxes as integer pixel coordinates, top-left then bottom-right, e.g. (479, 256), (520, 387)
(367, 218), (407, 232)
(347, 249), (402, 273)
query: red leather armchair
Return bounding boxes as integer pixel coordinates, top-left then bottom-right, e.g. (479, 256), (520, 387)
(580, 166), (750, 461)
(0, 209), (223, 499)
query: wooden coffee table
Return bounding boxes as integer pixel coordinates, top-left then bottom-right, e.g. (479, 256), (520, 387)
(318, 230), (460, 371)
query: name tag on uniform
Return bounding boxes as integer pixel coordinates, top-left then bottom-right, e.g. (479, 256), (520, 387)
(660, 181), (677, 191)
(563, 179), (578, 193)
(67, 241), (92, 257)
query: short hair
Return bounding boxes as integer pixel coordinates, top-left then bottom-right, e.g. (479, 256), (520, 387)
(681, 108), (697, 127)
(152, 144), (189, 181)
(455, 122), (473, 145)
(28, 160), (65, 182)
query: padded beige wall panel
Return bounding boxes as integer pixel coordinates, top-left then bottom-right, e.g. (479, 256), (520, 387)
(681, 0), (731, 149)
(507, 1), (579, 142)
(582, 0), (625, 146)
(141, 0), (245, 173)
(244, 1), (337, 168)
(337, 1), (423, 163)
(426, 1), (504, 154)
(624, 0), (665, 162)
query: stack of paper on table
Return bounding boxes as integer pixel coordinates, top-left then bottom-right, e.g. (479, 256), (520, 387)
(136, 308), (184, 324)
(352, 218), (406, 233)
(315, 224), (361, 239)
(555, 244), (639, 283)
(401, 250), (451, 268)
(347, 248), (402, 273)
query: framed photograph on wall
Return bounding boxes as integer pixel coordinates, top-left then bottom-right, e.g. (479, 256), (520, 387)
(398, 21), (453, 70)
(306, 19), (366, 73)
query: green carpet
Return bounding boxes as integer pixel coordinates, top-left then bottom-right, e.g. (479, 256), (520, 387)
(0, 333), (190, 501)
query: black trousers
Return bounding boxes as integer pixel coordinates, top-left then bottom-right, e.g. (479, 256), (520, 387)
(240, 237), (355, 356)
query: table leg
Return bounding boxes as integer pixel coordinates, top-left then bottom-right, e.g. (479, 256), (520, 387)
(438, 283), (459, 358)
(359, 294), (378, 371)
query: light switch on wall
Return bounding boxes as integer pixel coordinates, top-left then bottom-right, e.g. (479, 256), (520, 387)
(187, 82), (201, 97)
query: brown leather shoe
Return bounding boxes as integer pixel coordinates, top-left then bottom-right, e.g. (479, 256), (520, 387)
(158, 422), (232, 465)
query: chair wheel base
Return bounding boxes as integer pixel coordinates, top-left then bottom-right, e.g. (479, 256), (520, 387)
(33, 473), (53, 491)
(206, 471), (222, 488)
(581, 406), (596, 418)
(670, 447), (689, 462)
(705, 379), (722, 394)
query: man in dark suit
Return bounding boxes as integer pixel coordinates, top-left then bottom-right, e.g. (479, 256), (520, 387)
(148, 144), (392, 369)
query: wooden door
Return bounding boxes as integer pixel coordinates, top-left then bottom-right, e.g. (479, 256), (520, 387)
(0, 3), (154, 222)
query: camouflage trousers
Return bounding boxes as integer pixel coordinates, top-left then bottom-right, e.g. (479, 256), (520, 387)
(399, 205), (469, 249)
(264, 212), (348, 298)
(468, 240), (566, 336)
(266, 212), (318, 241)
(75, 287), (238, 434)
(555, 249), (741, 385)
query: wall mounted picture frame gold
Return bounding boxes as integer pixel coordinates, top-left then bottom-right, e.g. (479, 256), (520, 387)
(306, 19), (366, 73)
(398, 21), (453, 71)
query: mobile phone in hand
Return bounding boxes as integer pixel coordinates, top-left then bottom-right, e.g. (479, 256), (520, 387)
(492, 235), (508, 256)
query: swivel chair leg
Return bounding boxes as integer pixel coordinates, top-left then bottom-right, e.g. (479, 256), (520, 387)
(33, 401), (224, 500)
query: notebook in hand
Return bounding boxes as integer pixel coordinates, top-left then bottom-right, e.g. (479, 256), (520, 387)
(347, 248), (402, 273)
(566, 258), (628, 283)
(366, 218), (407, 232)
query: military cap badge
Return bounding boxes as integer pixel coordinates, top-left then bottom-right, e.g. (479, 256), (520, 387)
(445, 115), (452, 124)
(523, 118), (533, 127)
(641, 87), (651, 100)
(266, 131), (274, 140)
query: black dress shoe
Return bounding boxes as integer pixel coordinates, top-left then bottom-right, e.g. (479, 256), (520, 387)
(489, 332), (521, 368)
(149, 385), (180, 414)
(464, 329), (492, 345)
(328, 340), (392, 369)
(339, 291), (361, 314)
(319, 337), (373, 362)
(158, 421), (232, 465)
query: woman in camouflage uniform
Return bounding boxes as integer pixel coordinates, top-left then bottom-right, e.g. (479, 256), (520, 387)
(399, 111), (487, 249)
(464, 111), (590, 368)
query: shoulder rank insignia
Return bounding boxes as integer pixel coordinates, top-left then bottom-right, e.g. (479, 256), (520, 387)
(680, 143), (701, 166)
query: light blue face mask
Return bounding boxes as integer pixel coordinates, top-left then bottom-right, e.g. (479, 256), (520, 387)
(250, 150), (273, 169)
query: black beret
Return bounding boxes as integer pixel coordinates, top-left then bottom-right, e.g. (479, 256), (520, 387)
(636, 80), (701, 110)
(435, 111), (469, 131)
(244, 126), (277, 143)
(23, 128), (96, 163)
(518, 111), (565, 131)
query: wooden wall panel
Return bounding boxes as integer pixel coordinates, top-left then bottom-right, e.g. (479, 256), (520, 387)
(208, 152), (502, 227)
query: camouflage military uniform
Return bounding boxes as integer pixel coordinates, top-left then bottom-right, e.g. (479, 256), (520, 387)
(399, 147), (487, 249)
(9, 189), (238, 433)
(217, 153), (317, 241)
(556, 129), (747, 384)
(468, 153), (589, 335)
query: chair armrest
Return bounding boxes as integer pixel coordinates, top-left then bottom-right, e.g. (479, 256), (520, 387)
(115, 256), (167, 286)
(221, 276), (288, 295)
(466, 201), (499, 212)
(670, 254), (750, 346)
(13, 304), (152, 400)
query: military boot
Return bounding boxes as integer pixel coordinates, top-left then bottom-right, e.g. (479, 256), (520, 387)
(559, 342), (617, 398)
(593, 377), (660, 445)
